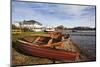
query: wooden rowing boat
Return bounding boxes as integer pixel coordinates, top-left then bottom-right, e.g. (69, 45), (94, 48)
(16, 36), (79, 61)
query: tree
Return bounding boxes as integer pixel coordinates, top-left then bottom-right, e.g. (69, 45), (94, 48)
(56, 25), (64, 30)
(12, 24), (17, 29)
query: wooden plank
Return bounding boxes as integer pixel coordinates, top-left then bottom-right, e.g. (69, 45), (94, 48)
(30, 34), (50, 37)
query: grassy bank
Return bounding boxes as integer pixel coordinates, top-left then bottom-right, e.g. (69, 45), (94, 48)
(12, 32), (53, 65)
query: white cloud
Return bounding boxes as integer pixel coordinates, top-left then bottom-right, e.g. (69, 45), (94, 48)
(12, 1), (95, 27)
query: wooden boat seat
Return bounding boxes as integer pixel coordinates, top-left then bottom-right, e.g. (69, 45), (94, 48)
(20, 36), (35, 43)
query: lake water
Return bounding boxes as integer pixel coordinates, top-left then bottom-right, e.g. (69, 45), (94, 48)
(69, 31), (96, 57)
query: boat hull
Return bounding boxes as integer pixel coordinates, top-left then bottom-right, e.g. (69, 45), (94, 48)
(16, 40), (79, 61)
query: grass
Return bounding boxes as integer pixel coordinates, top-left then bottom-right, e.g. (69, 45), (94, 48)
(12, 31), (53, 65)
(12, 48), (53, 65)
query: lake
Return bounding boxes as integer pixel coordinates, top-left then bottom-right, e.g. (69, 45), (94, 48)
(69, 31), (96, 57)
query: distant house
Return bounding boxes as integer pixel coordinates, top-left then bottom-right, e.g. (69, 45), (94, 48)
(12, 20), (56, 32)
(45, 26), (55, 32)
(13, 20), (43, 32)
(22, 20), (43, 32)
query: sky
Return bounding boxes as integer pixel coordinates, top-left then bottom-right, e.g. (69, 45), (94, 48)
(12, 1), (96, 28)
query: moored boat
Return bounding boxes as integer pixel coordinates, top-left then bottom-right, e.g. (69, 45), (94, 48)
(15, 36), (80, 61)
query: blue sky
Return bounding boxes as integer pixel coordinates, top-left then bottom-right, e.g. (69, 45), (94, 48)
(12, 1), (96, 28)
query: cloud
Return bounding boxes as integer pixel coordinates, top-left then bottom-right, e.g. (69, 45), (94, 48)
(12, 1), (96, 27)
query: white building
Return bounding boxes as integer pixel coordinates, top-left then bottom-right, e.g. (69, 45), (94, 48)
(13, 20), (43, 32)
(12, 20), (55, 32)
(45, 26), (55, 32)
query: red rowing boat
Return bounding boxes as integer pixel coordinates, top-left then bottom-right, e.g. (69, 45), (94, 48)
(16, 36), (79, 61)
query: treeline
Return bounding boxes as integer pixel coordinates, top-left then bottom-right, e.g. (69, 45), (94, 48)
(64, 27), (95, 30)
